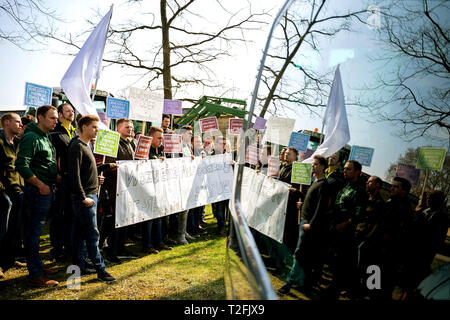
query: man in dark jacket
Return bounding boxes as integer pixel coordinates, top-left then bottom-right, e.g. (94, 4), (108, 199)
(278, 147), (302, 253)
(0, 113), (24, 279)
(278, 155), (331, 296)
(325, 160), (368, 299)
(16, 105), (59, 287)
(411, 190), (449, 291)
(141, 126), (173, 254)
(378, 176), (414, 299)
(49, 103), (76, 260)
(68, 115), (115, 283)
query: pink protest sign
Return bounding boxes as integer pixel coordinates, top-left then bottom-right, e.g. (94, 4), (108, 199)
(253, 117), (267, 131)
(228, 118), (244, 135)
(245, 146), (259, 166)
(163, 99), (182, 115)
(163, 134), (182, 153)
(298, 149), (315, 162)
(396, 163), (421, 186)
(268, 155), (281, 178)
(199, 116), (219, 133)
(134, 135), (153, 159)
(97, 112), (111, 128)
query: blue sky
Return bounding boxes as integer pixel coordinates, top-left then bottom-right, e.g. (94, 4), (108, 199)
(0, 0), (447, 180)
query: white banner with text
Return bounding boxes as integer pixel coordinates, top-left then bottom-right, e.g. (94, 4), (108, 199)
(115, 154), (234, 227)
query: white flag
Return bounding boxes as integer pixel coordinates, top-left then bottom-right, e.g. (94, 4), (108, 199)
(302, 65), (350, 163)
(60, 7), (113, 128)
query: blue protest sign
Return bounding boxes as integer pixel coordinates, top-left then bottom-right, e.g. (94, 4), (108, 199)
(106, 97), (130, 119)
(349, 145), (375, 167)
(24, 82), (53, 108)
(288, 132), (310, 152)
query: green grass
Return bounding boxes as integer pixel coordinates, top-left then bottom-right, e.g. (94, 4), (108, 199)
(0, 205), (227, 300)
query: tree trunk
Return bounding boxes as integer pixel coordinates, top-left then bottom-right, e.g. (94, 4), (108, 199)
(160, 0), (172, 99)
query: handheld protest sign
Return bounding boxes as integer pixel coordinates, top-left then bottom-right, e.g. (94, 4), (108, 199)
(128, 87), (164, 123)
(134, 135), (153, 159)
(163, 133), (183, 153)
(291, 162), (312, 185)
(94, 129), (120, 158)
(24, 82), (53, 108)
(199, 116), (219, 133)
(416, 147), (446, 171)
(106, 97), (130, 119)
(268, 155), (281, 178)
(163, 99), (182, 115)
(264, 117), (295, 146)
(396, 163), (421, 187)
(288, 132), (310, 153)
(228, 118), (244, 135)
(349, 145), (375, 167)
(253, 117), (267, 131)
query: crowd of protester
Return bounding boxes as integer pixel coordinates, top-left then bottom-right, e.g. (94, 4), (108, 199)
(0, 104), (448, 301)
(0, 104), (229, 287)
(251, 146), (449, 300)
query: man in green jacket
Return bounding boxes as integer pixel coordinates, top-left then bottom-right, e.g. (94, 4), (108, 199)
(0, 113), (24, 279)
(16, 105), (59, 287)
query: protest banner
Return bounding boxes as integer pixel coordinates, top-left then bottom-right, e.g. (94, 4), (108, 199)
(245, 145), (259, 166)
(291, 162), (312, 185)
(199, 116), (219, 133)
(128, 87), (164, 123)
(134, 135), (153, 160)
(240, 167), (289, 243)
(163, 99), (183, 115)
(349, 145), (375, 167)
(94, 129), (120, 158)
(24, 82), (53, 108)
(416, 147), (446, 171)
(288, 132), (310, 153)
(106, 96), (130, 119)
(396, 163), (421, 186)
(115, 153), (234, 227)
(163, 134), (183, 153)
(228, 118), (244, 135)
(267, 155), (281, 178)
(264, 117), (295, 146)
(253, 117), (267, 131)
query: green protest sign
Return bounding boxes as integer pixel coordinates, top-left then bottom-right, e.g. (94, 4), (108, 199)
(94, 129), (120, 158)
(416, 147), (446, 171)
(291, 162), (312, 185)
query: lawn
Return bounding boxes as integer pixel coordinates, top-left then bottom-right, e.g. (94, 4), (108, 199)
(0, 205), (227, 300)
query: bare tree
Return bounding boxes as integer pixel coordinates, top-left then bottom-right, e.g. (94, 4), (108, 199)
(44, 0), (268, 100)
(385, 147), (449, 199)
(0, 0), (60, 49)
(359, 0), (449, 142)
(256, 0), (368, 118)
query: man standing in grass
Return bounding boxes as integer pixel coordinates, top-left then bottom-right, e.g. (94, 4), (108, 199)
(0, 113), (24, 280)
(278, 155), (331, 296)
(16, 105), (59, 287)
(68, 115), (115, 283)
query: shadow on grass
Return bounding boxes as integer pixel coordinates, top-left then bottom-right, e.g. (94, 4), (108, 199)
(73, 238), (226, 300)
(0, 207), (227, 300)
(159, 277), (226, 300)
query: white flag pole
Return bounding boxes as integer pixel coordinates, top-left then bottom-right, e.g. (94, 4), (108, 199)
(91, 4), (113, 102)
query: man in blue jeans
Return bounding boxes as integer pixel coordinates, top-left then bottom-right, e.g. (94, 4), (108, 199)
(16, 106), (59, 287)
(68, 115), (115, 283)
(0, 113), (25, 280)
